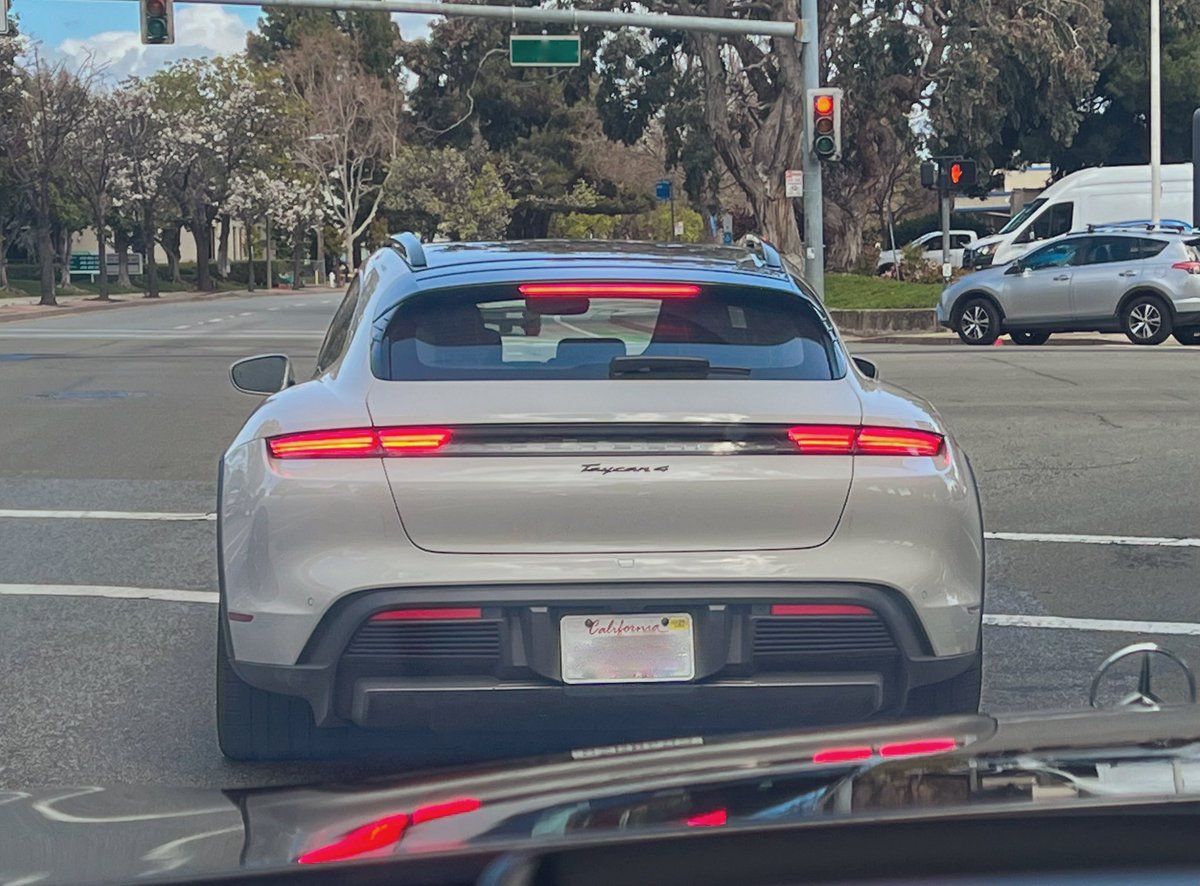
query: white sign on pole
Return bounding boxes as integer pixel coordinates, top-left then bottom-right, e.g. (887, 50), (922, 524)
(785, 170), (804, 198)
(673, 221), (684, 236)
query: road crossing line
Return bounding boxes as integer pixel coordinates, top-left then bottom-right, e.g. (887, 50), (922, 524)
(0, 584), (218, 604)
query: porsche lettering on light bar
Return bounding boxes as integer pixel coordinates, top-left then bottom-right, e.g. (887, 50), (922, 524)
(518, 282), (701, 298)
(267, 427), (452, 459)
(787, 425), (943, 457)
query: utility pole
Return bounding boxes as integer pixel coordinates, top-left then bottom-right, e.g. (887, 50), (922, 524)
(1150, 0), (1162, 225)
(800, 0), (824, 300)
(1192, 109), (1200, 229)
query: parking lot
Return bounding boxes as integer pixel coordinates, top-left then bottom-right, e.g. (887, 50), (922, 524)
(2, 290), (1199, 789)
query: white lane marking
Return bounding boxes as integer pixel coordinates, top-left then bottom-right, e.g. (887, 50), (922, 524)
(0, 584), (218, 604)
(173, 324), (190, 330)
(985, 613), (1200, 636)
(986, 531), (1200, 548)
(239, 312), (253, 316)
(554, 317), (602, 339)
(205, 318), (222, 323)
(0, 508), (214, 522)
(268, 306), (280, 311)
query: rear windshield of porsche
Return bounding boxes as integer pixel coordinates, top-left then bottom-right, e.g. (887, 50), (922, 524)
(378, 283), (839, 381)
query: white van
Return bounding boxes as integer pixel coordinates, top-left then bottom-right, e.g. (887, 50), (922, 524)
(963, 164), (1194, 269)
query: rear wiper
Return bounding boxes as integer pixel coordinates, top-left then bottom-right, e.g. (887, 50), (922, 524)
(609, 356), (751, 379)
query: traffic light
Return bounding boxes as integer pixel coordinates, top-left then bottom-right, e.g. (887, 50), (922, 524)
(140, 0), (174, 45)
(948, 159), (977, 188)
(807, 88), (843, 161)
(1, 0), (9, 36)
(920, 161), (938, 189)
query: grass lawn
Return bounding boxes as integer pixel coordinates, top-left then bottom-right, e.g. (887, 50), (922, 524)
(823, 273), (944, 310)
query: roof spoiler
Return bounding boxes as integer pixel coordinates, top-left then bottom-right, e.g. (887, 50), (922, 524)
(389, 231), (428, 269)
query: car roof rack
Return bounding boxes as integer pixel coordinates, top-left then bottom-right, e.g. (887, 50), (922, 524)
(1085, 220), (1196, 234)
(389, 232), (428, 269)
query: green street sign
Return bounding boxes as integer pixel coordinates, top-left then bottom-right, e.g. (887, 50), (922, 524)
(69, 253), (101, 273)
(509, 35), (581, 68)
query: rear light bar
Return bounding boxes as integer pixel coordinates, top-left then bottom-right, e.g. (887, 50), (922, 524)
(1172, 261), (1200, 275)
(813, 737), (958, 765)
(770, 604), (873, 617)
(267, 427), (451, 459)
(370, 608), (483, 622)
(518, 282), (701, 298)
(787, 425), (943, 457)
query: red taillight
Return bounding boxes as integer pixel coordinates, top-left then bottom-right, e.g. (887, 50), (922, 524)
(787, 425), (858, 455)
(1172, 261), (1200, 275)
(297, 798), (481, 865)
(786, 425), (943, 457)
(855, 427), (943, 457)
(297, 813), (411, 865)
(813, 745), (873, 764)
(370, 608), (483, 622)
(878, 737), (958, 758)
(686, 808), (728, 827)
(770, 604), (873, 617)
(518, 283), (701, 298)
(267, 427), (452, 459)
(267, 428), (381, 459)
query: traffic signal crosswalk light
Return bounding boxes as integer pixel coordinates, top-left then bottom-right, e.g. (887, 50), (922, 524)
(807, 88), (843, 162)
(140, 0), (175, 45)
(948, 160), (978, 188)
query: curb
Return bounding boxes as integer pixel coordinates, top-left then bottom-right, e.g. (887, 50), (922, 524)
(0, 285), (338, 324)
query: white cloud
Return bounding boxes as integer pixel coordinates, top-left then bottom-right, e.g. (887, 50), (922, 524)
(55, 5), (250, 81)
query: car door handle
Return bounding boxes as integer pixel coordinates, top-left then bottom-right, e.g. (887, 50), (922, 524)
(1053, 274), (1070, 281)
(1118, 270), (1137, 277)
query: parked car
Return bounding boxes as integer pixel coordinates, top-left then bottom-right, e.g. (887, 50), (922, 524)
(938, 227), (1200, 345)
(876, 230), (978, 275)
(963, 163), (1195, 269)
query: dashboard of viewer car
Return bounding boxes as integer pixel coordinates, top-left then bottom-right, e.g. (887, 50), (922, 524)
(155, 802), (1200, 886)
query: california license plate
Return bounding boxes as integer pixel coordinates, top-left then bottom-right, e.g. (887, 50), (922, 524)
(560, 614), (695, 684)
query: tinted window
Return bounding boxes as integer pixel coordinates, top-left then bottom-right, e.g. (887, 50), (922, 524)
(315, 278), (361, 374)
(1077, 237), (1133, 265)
(1131, 238), (1169, 259)
(381, 288), (837, 381)
(1000, 197), (1046, 235)
(950, 234), (973, 249)
(1022, 239), (1084, 270)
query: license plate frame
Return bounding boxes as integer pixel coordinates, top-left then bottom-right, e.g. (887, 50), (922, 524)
(560, 613), (695, 685)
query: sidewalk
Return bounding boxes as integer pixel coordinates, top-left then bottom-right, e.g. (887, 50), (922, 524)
(0, 284), (340, 324)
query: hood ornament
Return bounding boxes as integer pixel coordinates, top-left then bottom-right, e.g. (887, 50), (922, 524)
(1089, 642), (1197, 709)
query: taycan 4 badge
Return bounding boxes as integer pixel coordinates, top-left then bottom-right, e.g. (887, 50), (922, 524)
(581, 464), (670, 475)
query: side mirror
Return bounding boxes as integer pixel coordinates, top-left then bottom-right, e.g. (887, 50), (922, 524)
(1005, 262), (1024, 275)
(230, 354), (293, 396)
(853, 356), (879, 379)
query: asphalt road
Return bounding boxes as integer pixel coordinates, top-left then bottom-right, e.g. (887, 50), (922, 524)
(2, 291), (1199, 789)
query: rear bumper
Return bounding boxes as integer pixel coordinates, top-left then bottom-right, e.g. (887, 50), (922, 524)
(231, 582), (981, 729)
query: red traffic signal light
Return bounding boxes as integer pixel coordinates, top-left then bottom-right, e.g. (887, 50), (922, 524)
(807, 88), (843, 162)
(947, 159), (977, 189)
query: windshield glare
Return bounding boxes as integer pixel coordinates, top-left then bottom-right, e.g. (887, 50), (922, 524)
(999, 198), (1047, 234)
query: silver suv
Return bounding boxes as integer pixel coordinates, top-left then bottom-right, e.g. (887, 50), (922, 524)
(937, 228), (1200, 345)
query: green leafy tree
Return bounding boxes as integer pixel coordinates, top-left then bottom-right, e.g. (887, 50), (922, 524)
(248, 7), (402, 81)
(384, 145), (515, 240)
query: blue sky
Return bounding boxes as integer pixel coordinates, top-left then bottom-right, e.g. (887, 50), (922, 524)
(12, 1), (433, 79)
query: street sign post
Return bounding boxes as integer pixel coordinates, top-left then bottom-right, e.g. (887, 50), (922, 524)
(509, 35), (581, 67)
(655, 180), (672, 201)
(785, 170), (804, 198)
(70, 253), (101, 283)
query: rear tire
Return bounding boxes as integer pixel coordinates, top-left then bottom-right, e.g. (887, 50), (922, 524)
(1010, 331), (1051, 346)
(1122, 294), (1172, 345)
(954, 297), (1000, 346)
(217, 620), (328, 761)
(1172, 327), (1200, 345)
(906, 654), (982, 716)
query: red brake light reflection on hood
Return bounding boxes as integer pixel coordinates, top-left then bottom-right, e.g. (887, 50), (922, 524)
(297, 798), (482, 865)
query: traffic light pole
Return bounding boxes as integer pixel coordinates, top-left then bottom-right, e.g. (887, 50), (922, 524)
(940, 185), (951, 280)
(800, 0), (824, 300)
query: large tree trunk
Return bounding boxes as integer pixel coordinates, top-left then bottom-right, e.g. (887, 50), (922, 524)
(217, 213), (232, 278)
(95, 212), (110, 301)
(190, 210), (214, 292)
(142, 203), (160, 298)
(161, 222), (183, 284)
(57, 227), (72, 290)
(0, 230), (8, 290)
(824, 204), (867, 271)
(291, 222), (305, 291)
(115, 230), (133, 288)
(37, 217), (56, 306)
